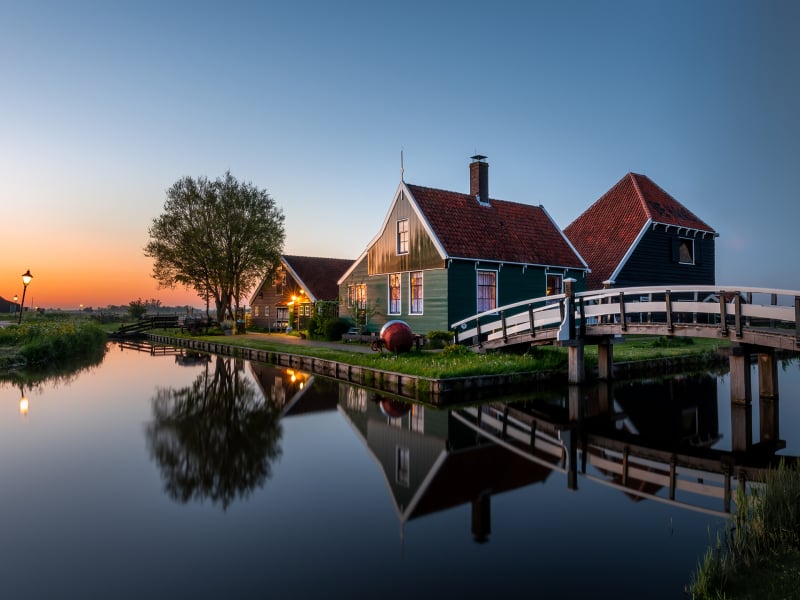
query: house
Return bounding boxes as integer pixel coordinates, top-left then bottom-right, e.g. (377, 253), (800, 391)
(564, 173), (717, 291)
(249, 255), (353, 331)
(337, 156), (589, 334)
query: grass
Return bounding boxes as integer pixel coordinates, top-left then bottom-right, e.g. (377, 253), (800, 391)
(689, 460), (800, 599)
(159, 331), (728, 379)
(0, 314), (107, 371)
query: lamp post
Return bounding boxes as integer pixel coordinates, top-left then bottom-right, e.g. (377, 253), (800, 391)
(13, 294), (18, 317)
(18, 269), (32, 324)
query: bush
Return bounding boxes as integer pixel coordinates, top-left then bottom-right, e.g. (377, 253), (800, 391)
(323, 318), (352, 341)
(427, 330), (454, 349)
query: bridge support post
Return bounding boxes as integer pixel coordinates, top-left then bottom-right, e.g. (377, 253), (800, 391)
(597, 338), (614, 380)
(757, 351), (779, 399)
(729, 346), (752, 405)
(758, 350), (780, 446)
(730, 346), (753, 453)
(566, 341), (585, 384)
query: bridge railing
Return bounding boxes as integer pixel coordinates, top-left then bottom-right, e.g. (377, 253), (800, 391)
(451, 293), (568, 346)
(453, 285), (800, 347)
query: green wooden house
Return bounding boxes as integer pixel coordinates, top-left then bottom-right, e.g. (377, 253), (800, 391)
(337, 156), (589, 335)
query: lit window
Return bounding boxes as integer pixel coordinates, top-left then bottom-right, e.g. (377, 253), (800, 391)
(397, 219), (409, 255)
(477, 270), (497, 313)
(389, 274), (401, 314)
(348, 284), (366, 309)
(410, 271), (423, 314)
(546, 273), (563, 296)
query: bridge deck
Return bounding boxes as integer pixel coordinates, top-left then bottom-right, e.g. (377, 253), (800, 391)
(454, 285), (800, 353)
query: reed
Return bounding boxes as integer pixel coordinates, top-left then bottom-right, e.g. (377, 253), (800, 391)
(0, 316), (107, 370)
(689, 460), (800, 599)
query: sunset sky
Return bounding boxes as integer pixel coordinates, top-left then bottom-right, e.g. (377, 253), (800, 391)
(2, 1), (798, 310)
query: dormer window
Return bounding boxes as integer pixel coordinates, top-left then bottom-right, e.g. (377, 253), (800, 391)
(397, 219), (409, 255)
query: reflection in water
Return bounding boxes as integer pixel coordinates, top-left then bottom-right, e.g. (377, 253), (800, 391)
(146, 355), (283, 509)
(332, 370), (796, 542)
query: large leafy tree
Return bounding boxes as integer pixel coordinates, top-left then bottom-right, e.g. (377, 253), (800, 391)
(145, 171), (285, 320)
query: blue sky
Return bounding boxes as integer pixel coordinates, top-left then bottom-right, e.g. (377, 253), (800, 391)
(1, 0), (798, 308)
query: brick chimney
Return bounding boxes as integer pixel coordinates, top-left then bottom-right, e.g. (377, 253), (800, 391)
(470, 155), (489, 204)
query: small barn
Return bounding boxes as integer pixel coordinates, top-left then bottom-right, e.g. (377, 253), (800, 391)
(564, 173), (717, 291)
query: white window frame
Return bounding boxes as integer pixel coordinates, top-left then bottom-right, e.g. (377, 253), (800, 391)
(476, 269), (498, 313)
(388, 273), (401, 315)
(397, 219), (409, 255)
(410, 271), (423, 315)
(678, 237), (695, 265)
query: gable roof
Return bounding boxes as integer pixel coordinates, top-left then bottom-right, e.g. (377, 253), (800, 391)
(405, 183), (587, 269)
(564, 172), (716, 289)
(281, 255), (353, 302)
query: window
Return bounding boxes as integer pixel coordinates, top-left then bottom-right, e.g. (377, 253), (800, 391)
(477, 270), (497, 313)
(678, 238), (694, 264)
(546, 273), (563, 296)
(388, 274), (401, 314)
(253, 306), (259, 317)
(410, 271), (423, 314)
(397, 219), (409, 254)
(348, 284), (367, 309)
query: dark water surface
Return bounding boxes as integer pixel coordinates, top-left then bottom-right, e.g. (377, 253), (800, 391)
(2, 342), (798, 599)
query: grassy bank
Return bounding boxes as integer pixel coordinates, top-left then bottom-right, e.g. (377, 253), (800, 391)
(159, 331), (728, 379)
(689, 461), (800, 599)
(0, 315), (108, 371)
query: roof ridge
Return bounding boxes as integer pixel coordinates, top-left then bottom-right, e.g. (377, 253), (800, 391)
(628, 172), (651, 218)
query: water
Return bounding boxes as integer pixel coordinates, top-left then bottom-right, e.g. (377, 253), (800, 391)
(2, 342), (798, 599)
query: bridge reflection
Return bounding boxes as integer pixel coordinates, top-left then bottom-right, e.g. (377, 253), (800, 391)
(332, 372), (795, 541)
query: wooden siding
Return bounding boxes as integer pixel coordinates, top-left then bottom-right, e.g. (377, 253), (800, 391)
(340, 258), (450, 333)
(615, 227), (715, 288)
(250, 265), (302, 329)
(367, 191), (445, 275)
(446, 261), (587, 327)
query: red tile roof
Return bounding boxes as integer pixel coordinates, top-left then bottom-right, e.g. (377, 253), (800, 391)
(564, 173), (715, 289)
(406, 184), (586, 269)
(282, 255), (353, 301)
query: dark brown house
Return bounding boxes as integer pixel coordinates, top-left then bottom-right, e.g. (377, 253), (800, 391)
(564, 173), (717, 291)
(249, 255), (353, 331)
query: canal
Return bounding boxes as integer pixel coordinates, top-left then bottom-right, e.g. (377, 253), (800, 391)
(1, 341), (798, 599)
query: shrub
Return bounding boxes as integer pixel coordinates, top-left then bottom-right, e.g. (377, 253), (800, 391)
(323, 318), (351, 341)
(427, 330), (454, 349)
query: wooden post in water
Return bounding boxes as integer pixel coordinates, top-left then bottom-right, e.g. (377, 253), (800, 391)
(730, 346), (753, 452)
(597, 337), (614, 380)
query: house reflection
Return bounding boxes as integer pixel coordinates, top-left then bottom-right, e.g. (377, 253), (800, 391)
(337, 385), (559, 543)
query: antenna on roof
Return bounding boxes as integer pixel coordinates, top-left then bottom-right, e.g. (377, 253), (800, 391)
(400, 148), (404, 182)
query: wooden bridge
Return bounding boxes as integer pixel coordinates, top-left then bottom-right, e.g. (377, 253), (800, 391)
(109, 315), (180, 339)
(452, 284), (800, 393)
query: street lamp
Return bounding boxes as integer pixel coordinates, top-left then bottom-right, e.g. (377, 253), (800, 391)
(13, 294), (18, 317)
(18, 269), (32, 324)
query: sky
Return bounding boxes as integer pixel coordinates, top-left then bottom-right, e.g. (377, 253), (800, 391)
(1, 0), (798, 310)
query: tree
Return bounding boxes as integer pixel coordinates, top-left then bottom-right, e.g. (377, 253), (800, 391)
(128, 298), (148, 320)
(145, 171), (285, 321)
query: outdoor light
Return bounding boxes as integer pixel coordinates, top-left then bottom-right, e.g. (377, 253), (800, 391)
(18, 269), (33, 324)
(13, 294), (18, 316)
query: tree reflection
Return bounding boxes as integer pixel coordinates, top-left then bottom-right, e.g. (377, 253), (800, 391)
(146, 355), (282, 509)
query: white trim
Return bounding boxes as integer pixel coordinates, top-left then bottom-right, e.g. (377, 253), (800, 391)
(539, 204), (590, 271)
(280, 257), (317, 302)
(388, 273), (402, 315)
(409, 270), (424, 315)
(609, 219), (652, 284)
(476, 268), (499, 314)
(337, 249), (368, 285)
